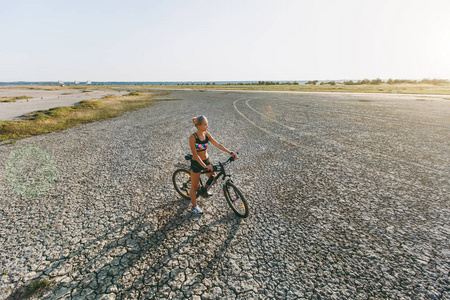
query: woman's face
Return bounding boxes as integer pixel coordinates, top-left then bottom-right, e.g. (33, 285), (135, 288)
(198, 118), (208, 131)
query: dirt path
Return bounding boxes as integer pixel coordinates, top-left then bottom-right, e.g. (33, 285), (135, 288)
(0, 88), (127, 120)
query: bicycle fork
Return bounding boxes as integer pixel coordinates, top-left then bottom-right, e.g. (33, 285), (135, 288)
(224, 179), (240, 202)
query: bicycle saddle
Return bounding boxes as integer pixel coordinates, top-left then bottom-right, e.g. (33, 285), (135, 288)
(185, 154), (193, 160)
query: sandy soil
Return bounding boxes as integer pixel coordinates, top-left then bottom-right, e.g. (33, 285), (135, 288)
(0, 88), (127, 120)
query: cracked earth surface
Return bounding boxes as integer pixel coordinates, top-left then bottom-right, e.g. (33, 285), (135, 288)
(0, 90), (449, 299)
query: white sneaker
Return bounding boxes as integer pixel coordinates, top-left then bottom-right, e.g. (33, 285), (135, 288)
(191, 206), (203, 215)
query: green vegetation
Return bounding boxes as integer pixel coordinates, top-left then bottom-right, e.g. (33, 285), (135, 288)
(150, 81), (450, 95)
(344, 78), (448, 85)
(256, 81), (300, 85)
(320, 81), (336, 85)
(344, 78), (382, 85)
(1, 91), (176, 143)
(25, 279), (50, 296)
(13, 80), (449, 95)
(171, 78), (448, 88)
(0, 95), (32, 102)
(91, 78), (445, 95)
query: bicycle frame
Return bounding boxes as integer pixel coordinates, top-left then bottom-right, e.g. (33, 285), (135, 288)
(199, 156), (234, 192)
(174, 153), (248, 218)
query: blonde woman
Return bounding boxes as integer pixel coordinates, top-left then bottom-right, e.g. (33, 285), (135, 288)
(189, 115), (237, 214)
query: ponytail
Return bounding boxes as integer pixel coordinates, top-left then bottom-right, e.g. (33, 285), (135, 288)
(192, 115), (205, 127)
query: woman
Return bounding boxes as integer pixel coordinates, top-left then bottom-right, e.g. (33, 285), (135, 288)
(189, 115), (237, 214)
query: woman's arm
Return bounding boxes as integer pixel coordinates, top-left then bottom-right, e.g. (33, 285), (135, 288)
(207, 133), (237, 159)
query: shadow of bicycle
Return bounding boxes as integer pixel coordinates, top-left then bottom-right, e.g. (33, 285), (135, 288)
(8, 197), (241, 299)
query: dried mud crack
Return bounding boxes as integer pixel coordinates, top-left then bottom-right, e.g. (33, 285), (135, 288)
(1, 90), (449, 299)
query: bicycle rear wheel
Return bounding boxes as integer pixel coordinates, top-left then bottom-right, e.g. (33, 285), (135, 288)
(172, 169), (192, 200)
(223, 181), (249, 218)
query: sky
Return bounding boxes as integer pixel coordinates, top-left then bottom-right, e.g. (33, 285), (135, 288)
(1, 0), (449, 82)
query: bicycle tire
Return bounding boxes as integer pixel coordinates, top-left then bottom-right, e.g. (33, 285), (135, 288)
(172, 169), (192, 200)
(223, 181), (249, 218)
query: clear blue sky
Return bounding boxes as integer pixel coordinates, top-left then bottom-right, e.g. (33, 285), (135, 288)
(1, 0), (449, 82)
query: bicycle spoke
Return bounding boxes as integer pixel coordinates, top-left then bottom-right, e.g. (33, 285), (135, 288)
(173, 169), (192, 200)
(223, 181), (249, 218)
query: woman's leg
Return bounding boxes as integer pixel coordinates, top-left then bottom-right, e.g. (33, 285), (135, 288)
(189, 170), (201, 208)
(204, 171), (216, 189)
(203, 158), (215, 189)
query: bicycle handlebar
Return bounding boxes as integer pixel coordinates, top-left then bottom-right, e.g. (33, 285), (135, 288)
(205, 152), (239, 173)
(221, 151), (239, 165)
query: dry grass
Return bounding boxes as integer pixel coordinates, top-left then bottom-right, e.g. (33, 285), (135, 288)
(13, 83), (450, 95)
(0, 91), (176, 143)
(146, 83), (450, 95)
(0, 96), (32, 102)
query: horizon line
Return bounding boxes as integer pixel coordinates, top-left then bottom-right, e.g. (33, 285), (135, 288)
(1, 77), (449, 84)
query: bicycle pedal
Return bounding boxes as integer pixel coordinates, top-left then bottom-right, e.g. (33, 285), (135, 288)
(200, 187), (212, 198)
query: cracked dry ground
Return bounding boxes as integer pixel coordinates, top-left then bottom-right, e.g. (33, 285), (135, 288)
(1, 90), (449, 299)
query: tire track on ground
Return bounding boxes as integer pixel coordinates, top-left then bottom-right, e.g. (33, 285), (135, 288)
(233, 98), (446, 192)
(244, 98), (449, 176)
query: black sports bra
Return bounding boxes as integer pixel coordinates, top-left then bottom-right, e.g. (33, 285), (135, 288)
(193, 133), (210, 152)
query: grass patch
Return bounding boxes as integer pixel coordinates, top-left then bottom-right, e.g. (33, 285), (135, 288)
(1, 92), (175, 142)
(101, 94), (117, 99)
(25, 87), (59, 91)
(151, 98), (182, 101)
(158, 91), (171, 96)
(0, 96), (32, 102)
(25, 279), (50, 296)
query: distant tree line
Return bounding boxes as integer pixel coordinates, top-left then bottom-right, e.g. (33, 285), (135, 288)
(305, 78), (449, 85)
(177, 82), (216, 85)
(175, 78), (448, 86)
(254, 81), (300, 85)
(343, 78), (449, 85)
(176, 81), (301, 86)
(305, 80), (337, 85)
(222, 81), (300, 86)
(343, 78), (384, 85)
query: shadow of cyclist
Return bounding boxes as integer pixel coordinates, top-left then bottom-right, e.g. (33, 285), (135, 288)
(120, 212), (241, 298)
(6, 198), (190, 299)
(10, 197), (241, 299)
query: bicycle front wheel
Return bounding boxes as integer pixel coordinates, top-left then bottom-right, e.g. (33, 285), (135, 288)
(223, 181), (249, 218)
(172, 169), (192, 200)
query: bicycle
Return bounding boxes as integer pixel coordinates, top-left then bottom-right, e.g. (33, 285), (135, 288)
(172, 153), (249, 218)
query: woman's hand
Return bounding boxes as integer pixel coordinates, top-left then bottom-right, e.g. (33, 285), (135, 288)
(205, 165), (214, 172)
(231, 152), (238, 160)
